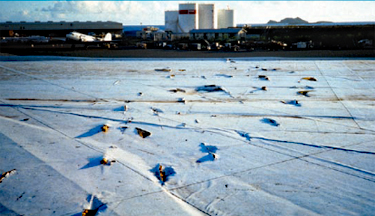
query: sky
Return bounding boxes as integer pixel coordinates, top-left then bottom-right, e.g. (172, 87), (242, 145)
(0, 1), (374, 25)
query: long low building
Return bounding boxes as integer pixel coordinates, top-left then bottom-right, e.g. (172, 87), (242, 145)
(0, 21), (123, 37)
(190, 28), (246, 41)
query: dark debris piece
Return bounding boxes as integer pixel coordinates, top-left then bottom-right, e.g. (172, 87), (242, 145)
(101, 125), (109, 133)
(196, 153), (217, 163)
(301, 77), (318, 81)
(155, 68), (172, 72)
(196, 85), (225, 92)
(262, 118), (280, 127)
(119, 126), (128, 134)
(100, 158), (116, 166)
(136, 127), (151, 138)
(82, 209), (99, 216)
(280, 100), (301, 107)
(258, 75), (270, 80)
(297, 90), (311, 97)
(169, 88), (186, 93)
(151, 164), (176, 185)
(0, 169), (16, 183)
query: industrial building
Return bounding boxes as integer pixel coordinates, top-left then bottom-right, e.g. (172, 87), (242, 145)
(165, 3), (235, 33)
(217, 9), (235, 29)
(198, 4), (216, 29)
(0, 21), (123, 37)
(190, 28), (246, 41)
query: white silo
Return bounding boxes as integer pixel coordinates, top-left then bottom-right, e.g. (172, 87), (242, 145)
(178, 3), (198, 33)
(165, 10), (179, 33)
(198, 4), (215, 29)
(217, 9), (235, 29)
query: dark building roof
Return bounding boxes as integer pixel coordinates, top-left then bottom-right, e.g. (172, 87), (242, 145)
(190, 28), (245, 34)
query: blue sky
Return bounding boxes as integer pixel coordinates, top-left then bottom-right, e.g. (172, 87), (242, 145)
(0, 1), (374, 25)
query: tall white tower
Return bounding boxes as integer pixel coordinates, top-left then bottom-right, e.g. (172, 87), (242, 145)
(217, 9), (235, 29)
(198, 4), (216, 29)
(165, 11), (179, 32)
(178, 3), (198, 33)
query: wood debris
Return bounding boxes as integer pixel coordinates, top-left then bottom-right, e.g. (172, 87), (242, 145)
(100, 158), (115, 166)
(301, 77), (317, 81)
(0, 169), (16, 183)
(155, 68), (172, 72)
(101, 125), (109, 133)
(258, 75), (270, 80)
(297, 90), (311, 96)
(136, 127), (151, 138)
(169, 88), (186, 93)
(82, 209), (98, 216)
(159, 165), (166, 182)
(196, 85), (225, 92)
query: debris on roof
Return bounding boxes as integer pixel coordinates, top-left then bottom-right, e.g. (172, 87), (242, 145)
(135, 127), (151, 138)
(155, 68), (172, 72)
(0, 169), (16, 183)
(196, 85), (225, 92)
(101, 125), (109, 133)
(169, 88), (186, 93)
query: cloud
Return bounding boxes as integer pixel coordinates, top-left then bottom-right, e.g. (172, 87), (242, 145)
(37, 1), (174, 24)
(1, 1), (375, 25)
